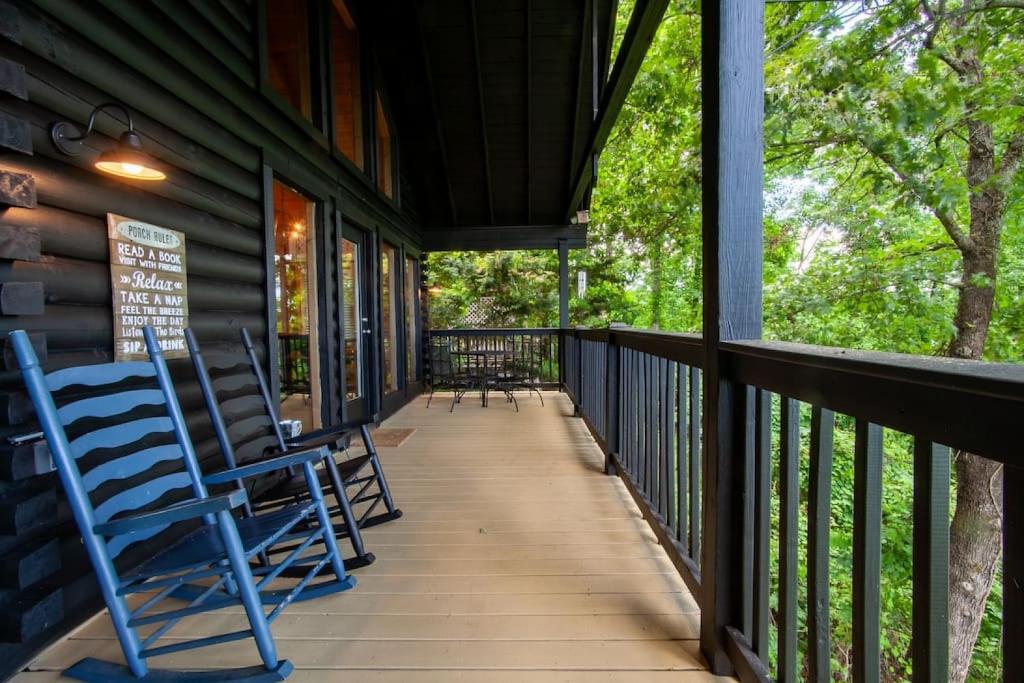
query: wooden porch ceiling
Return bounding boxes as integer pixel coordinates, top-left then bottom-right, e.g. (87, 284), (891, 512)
(17, 393), (718, 681)
(361, 0), (625, 250)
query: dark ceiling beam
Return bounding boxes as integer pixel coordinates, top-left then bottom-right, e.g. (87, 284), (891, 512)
(524, 0), (532, 224)
(568, 0), (593, 191)
(468, 0), (495, 225)
(423, 224), (588, 252)
(414, 2), (459, 227)
(600, 0), (620, 89)
(562, 0), (669, 221)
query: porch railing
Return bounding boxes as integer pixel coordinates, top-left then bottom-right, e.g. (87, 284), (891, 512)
(427, 328), (560, 387)
(560, 326), (1023, 683)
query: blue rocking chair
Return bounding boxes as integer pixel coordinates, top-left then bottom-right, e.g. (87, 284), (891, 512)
(10, 327), (354, 682)
(184, 328), (401, 565)
(183, 328), (375, 571)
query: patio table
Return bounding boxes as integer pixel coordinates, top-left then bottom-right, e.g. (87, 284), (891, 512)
(450, 349), (515, 408)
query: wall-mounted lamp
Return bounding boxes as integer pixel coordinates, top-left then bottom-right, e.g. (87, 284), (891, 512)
(50, 102), (166, 181)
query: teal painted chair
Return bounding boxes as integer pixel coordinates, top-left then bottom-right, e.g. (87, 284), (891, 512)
(10, 326), (354, 682)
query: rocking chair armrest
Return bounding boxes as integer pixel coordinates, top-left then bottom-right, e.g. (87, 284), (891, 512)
(285, 416), (375, 448)
(93, 489), (248, 536)
(202, 446), (330, 485)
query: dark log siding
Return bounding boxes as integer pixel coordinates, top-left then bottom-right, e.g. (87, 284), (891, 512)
(0, 0), (423, 675)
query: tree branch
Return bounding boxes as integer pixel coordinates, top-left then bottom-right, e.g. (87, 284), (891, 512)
(868, 147), (974, 253)
(999, 131), (1024, 180)
(981, 0), (1024, 10)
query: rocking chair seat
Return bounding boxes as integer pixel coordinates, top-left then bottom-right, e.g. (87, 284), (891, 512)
(259, 455), (371, 502)
(124, 502), (317, 583)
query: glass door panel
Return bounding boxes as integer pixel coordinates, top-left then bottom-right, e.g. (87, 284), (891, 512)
(341, 237), (363, 402)
(380, 241), (399, 394)
(404, 256), (418, 383)
(273, 180), (321, 429)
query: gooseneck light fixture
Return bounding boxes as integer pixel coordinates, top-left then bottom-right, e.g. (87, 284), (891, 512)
(50, 102), (166, 181)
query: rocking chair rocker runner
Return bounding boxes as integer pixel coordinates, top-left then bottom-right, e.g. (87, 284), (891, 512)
(10, 327), (354, 682)
(184, 328), (401, 574)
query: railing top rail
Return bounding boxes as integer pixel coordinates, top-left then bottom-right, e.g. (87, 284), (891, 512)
(722, 339), (1024, 464)
(564, 326), (704, 367)
(429, 328), (559, 336)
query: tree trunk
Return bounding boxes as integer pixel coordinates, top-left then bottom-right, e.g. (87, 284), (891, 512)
(649, 243), (664, 329)
(948, 453), (1003, 682)
(946, 128), (1004, 682)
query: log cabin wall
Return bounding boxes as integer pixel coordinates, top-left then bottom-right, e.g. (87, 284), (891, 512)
(0, 0), (423, 675)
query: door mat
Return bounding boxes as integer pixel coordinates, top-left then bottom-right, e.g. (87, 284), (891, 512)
(370, 427), (416, 448)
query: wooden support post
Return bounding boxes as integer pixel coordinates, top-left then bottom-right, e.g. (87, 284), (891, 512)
(605, 332), (620, 474)
(558, 240), (570, 394)
(558, 238), (569, 329)
(699, 0), (765, 675)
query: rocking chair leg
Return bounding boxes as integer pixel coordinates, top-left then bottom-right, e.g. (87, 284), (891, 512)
(302, 461), (350, 580)
(324, 455), (371, 564)
(216, 509), (280, 671)
(361, 425), (399, 516)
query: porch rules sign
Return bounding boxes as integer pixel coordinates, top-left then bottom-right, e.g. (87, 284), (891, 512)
(108, 213), (189, 361)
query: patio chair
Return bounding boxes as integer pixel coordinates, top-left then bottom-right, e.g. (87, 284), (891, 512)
(185, 328), (400, 571)
(503, 337), (545, 406)
(426, 341), (477, 411)
(9, 326), (354, 682)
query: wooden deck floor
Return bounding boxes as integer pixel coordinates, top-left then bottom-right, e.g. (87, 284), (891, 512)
(16, 392), (724, 682)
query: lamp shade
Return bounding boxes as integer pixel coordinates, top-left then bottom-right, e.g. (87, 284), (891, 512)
(94, 130), (165, 181)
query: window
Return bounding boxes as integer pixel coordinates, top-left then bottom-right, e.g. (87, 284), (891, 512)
(273, 180), (320, 428)
(404, 256), (418, 383)
(375, 93), (393, 198)
(380, 242), (399, 394)
(266, 0), (312, 119)
(331, 0), (363, 169)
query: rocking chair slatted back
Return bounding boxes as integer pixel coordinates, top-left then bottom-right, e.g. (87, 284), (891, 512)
(13, 330), (208, 562)
(185, 334), (285, 472)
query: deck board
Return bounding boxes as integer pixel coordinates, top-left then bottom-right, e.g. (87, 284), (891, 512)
(16, 392), (719, 681)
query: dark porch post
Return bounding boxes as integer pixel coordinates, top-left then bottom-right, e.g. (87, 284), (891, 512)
(558, 238), (570, 393)
(558, 238), (570, 328)
(699, 0), (765, 675)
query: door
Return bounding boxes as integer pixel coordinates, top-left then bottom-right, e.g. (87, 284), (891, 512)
(340, 226), (372, 420)
(273, 180), (323, 430)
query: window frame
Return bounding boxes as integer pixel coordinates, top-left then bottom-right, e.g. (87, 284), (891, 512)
(325, 0), (369, 173)
(257, 0), (331, 147)
(372, 85), (400, 207)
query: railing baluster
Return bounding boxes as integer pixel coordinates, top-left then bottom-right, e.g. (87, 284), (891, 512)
(741, 385), (756, 638)
(626, 350), (634, 479)
(752, 389), (771, 661)
(639, 352), (647, 492)
(778, 396), (799, 683)
(808, 406), (834, 682)
(677, 363), (689, 549)
(854, 419), (883, 683)
(688, 366), (701, 561)
(650, 354), (661, 505)
(1006, 463), (1024, 682)
(912, 438), (949, 683)
(623, 350), (631, 477)
(661, 358), (674, 522)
